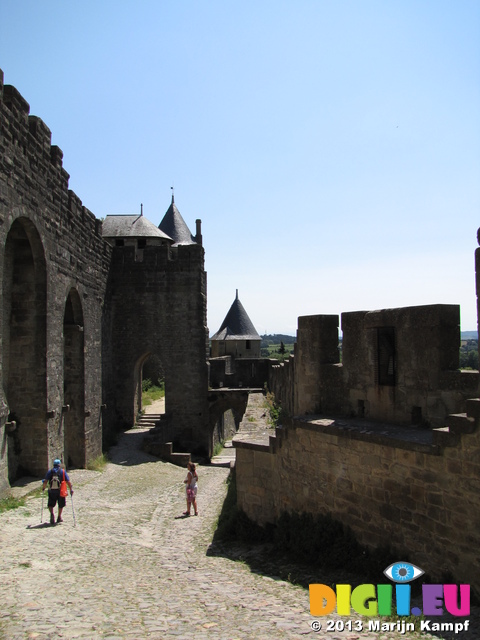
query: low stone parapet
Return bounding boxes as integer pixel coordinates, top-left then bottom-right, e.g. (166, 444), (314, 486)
(234, 404), (480, 593)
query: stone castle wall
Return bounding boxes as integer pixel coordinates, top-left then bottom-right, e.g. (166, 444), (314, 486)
(235, 399), (480, 592)
(236, 243), (480, 593)
(0, 70), (110, 489)
(0, 69), (212, 493)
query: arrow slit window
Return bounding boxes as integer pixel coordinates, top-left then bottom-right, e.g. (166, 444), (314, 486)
(377, 327), (396, 386)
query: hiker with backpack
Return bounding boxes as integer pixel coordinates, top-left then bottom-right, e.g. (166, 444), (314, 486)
(42, 459), (73, 525)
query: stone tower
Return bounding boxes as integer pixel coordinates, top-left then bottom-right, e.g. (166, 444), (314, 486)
(102, 200), (210, 455)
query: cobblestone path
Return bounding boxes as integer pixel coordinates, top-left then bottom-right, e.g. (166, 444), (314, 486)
(0, 426), (471, 640)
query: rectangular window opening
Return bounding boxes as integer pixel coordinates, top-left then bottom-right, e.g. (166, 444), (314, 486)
(377, 327), (396, 386)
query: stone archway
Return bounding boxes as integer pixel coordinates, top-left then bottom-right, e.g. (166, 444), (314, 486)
(63, 289), (85, 468)
(3, 218), (47, 480)
(134, 352), (166, 419)
(134, 353), (150, 420)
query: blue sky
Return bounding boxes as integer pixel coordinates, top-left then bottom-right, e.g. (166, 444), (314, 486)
(1, 0), (479, 335)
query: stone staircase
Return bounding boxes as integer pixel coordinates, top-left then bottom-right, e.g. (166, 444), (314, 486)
(137, 413), (191, 467)
(144, 440), (191, 467)
(210, 440), (236, 468)
(136, 413), (163, 429)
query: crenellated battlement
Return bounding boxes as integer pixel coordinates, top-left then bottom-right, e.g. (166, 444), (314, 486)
(0, 69), (110, 289)
(0, 69), (110, 257)
(3, 83), (30, 121)
(0, 69), (74, 193)
(27, 115), (52, 148)
(109, 240), (205, 272)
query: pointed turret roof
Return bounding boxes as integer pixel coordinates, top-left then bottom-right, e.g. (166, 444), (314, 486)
(158, 195), (196, 245)
(211, 291), (261, 341)
(102, 214), (173, 241)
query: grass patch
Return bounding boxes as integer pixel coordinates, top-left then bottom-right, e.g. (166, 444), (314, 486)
(264, 390), (287, 428)
(0, 495), (26, 513)
(25, 486), (43, 500)
(87, 453), (109, 472)
(212, 441), (224, 457)
(0, 485), (43, 517)
(260, 342), (295, 361)
(142, 380), (165, 407)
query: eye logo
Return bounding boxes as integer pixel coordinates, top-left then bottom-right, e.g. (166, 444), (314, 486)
(384, 561), (424, 583)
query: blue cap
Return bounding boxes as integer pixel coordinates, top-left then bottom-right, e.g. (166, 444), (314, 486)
(53, 459), (61, 466)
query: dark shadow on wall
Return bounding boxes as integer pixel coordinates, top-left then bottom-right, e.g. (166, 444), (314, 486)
(207, 470), (480, 635)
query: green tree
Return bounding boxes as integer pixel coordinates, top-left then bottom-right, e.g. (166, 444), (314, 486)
(466, 350), (479, 369)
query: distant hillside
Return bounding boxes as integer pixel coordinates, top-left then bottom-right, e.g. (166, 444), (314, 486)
(262, 332), (476, 345)
(261, 334), (296, 347)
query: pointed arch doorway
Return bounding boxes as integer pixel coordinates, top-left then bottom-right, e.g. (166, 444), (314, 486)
(3, 218), (47, 480)
(134, 352), (166, 419)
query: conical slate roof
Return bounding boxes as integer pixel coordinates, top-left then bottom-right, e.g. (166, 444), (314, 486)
(211, 291), (261, 341)
(158, 195), (196, 245)
(102, 214), (173, 241)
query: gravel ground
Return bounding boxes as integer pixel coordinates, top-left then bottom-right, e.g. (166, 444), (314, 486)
(0, 417), (477, 640)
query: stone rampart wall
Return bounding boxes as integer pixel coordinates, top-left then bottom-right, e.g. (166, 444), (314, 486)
(341, 305), (475, 426)
(250, 246), (480, 592)
(235, 399), (480, 592)
(0, 70), (109, 491)
(269, 306), (477, 429)
(476, 233), (480, 396)
(268, 356), (295, 415)
(207, 389), (250, 449)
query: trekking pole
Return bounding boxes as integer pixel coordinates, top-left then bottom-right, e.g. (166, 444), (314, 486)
(41, 490), (44, 523)
(71, 492), (76, 527)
